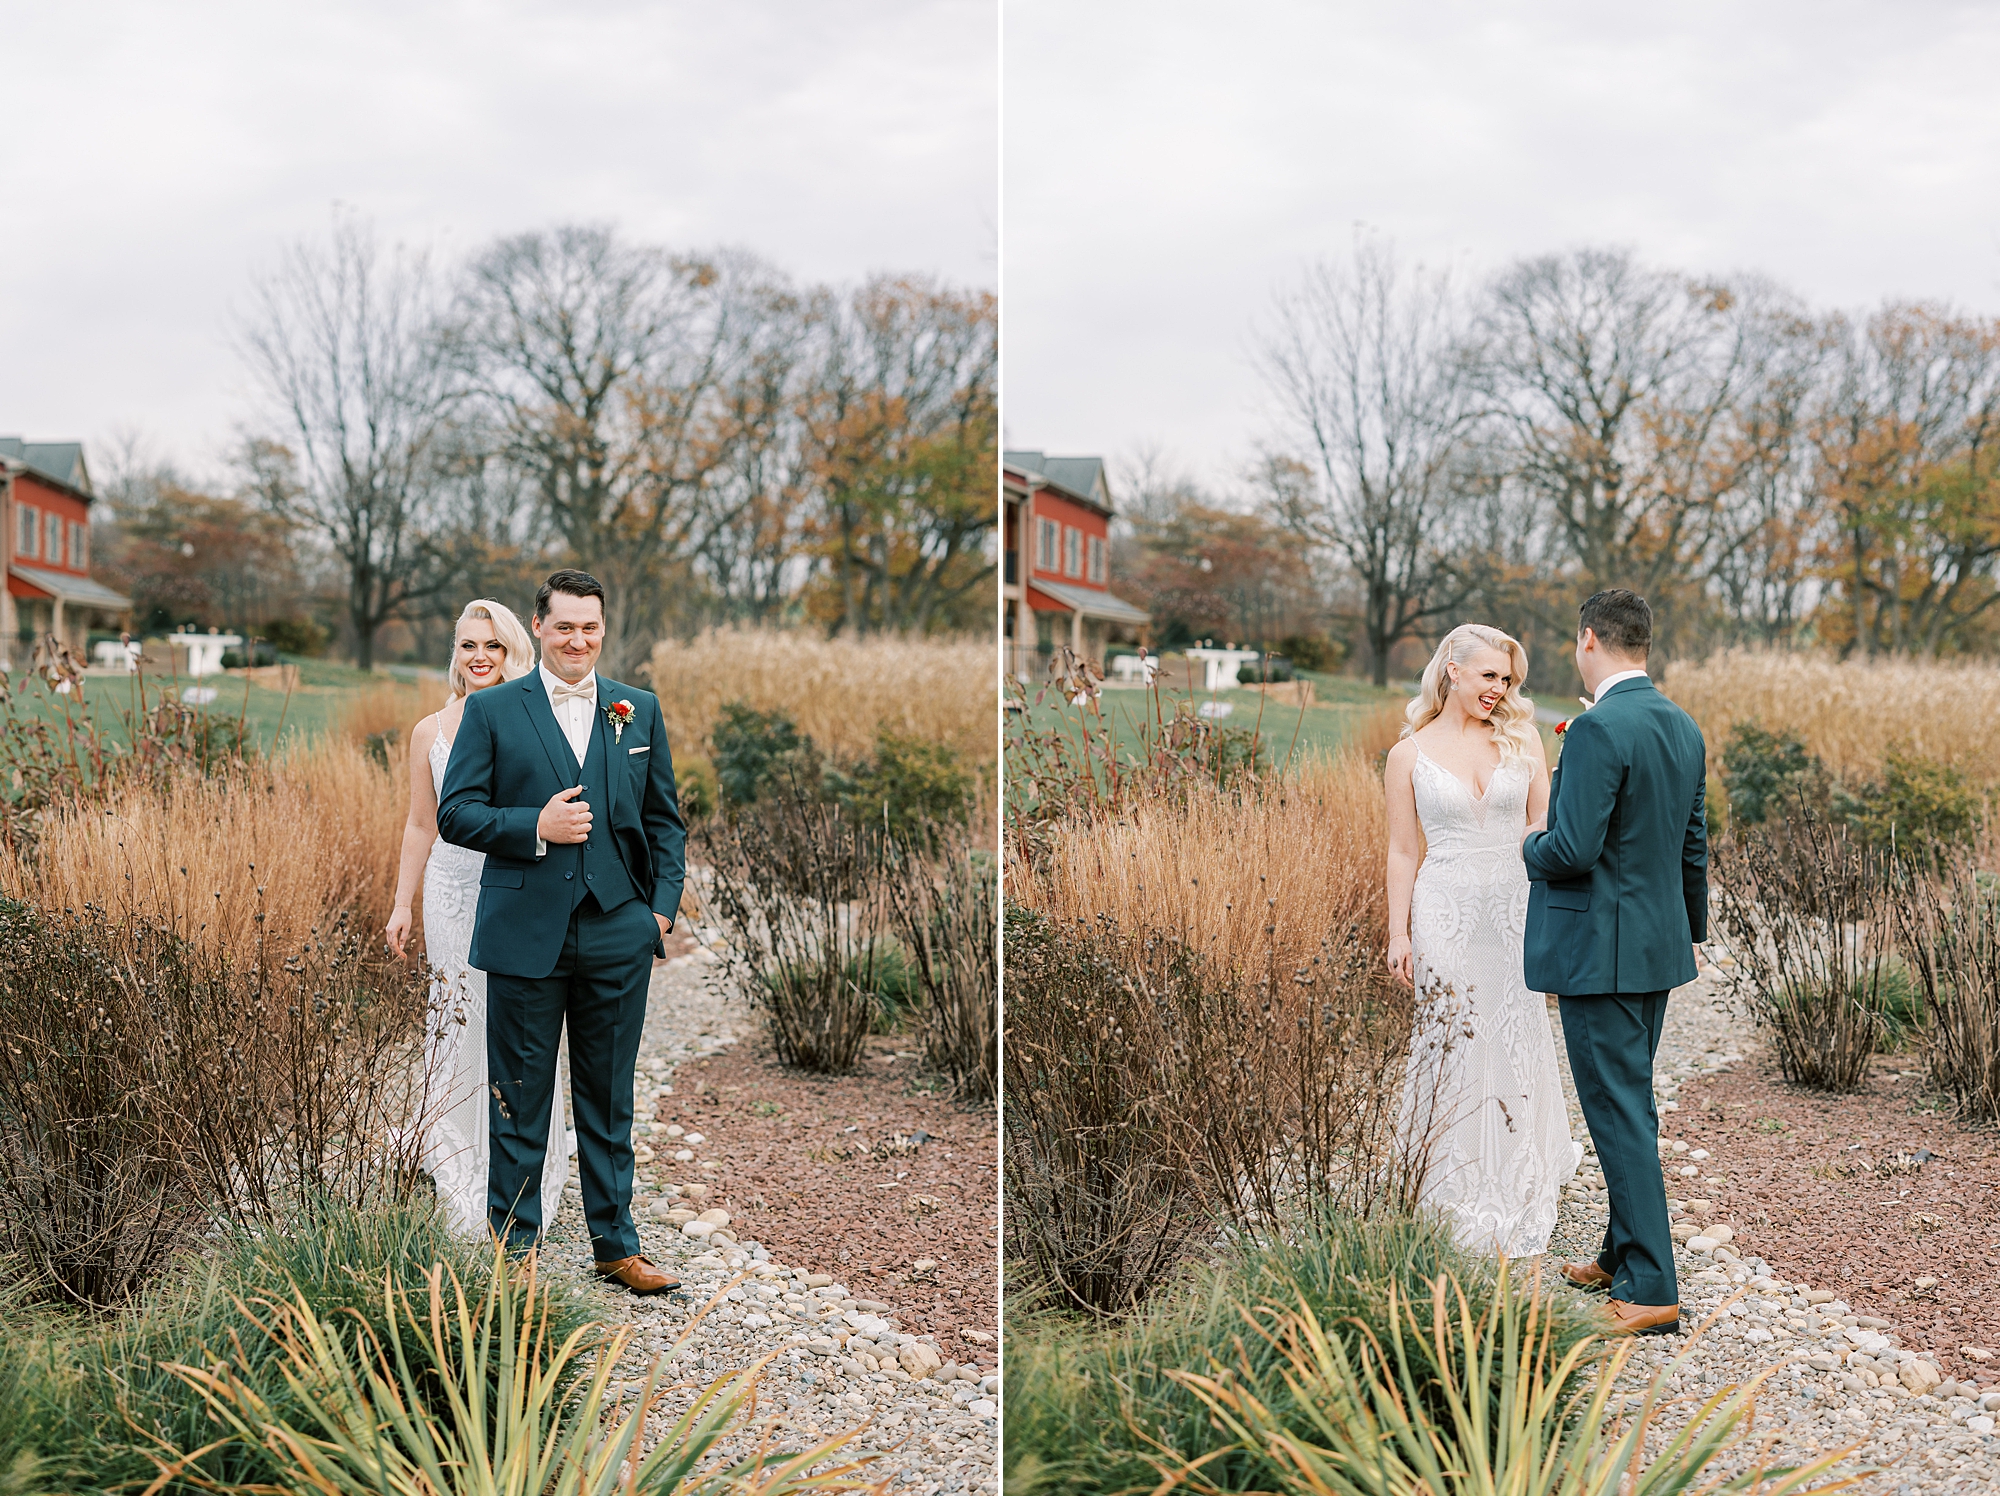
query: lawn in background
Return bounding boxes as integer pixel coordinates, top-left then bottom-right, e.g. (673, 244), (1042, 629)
(1015, 668), (1404, 767)
(10, 655), (442, 753)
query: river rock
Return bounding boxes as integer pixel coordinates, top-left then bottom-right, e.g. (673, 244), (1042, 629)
(1901, 1358), (1944, 1394)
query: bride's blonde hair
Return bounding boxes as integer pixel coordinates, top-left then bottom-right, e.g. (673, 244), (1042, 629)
(446, 599), (534, 701)
(1403, 624), (1538, 761)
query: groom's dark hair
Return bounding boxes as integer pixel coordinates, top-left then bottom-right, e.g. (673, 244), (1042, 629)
(1578, 589), (1652, 658)
(535, 568), (606, 621)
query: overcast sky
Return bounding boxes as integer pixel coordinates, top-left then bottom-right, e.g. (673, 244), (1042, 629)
(1004, 0), (2000, 497)
(1, 0), (995, 479)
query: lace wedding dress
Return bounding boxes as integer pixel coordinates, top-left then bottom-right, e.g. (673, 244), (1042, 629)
(421, 727), (569, 1236)
(1400, 750), (1580, 1256)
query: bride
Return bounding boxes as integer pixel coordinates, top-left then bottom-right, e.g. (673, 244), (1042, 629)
(386, 599), (569, 1235)
(1384, 624), (1579, 1258)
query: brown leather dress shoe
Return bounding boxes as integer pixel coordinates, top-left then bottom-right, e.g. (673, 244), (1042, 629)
(1605, 1299), (1680, 1336)
(594, 1255), (682, 1295)
(1560, 1260), (1614, 1292)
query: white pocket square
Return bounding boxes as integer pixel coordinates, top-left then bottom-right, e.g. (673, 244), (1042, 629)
(628, 745), (650, 754)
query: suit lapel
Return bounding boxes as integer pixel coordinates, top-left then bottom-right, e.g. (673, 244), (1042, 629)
(589, 679), (617, 823)
(521, 675), (579, 784)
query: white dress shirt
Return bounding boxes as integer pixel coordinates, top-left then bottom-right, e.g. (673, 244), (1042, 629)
(540, 662), (597, 768)
(535, 663), (597, 858)
(1590, 667), (1649, 704)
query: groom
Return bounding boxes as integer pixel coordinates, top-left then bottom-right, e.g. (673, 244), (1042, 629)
(439, 568), (687, 1294)
(1522, 589), (1707, 1337)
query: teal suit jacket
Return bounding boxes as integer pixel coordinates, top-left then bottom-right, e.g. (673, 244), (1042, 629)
(437, 672), (686, 980)
(1521, 677), (1707, 996)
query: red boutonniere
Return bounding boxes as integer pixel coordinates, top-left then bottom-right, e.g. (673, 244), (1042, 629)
(605, 698), (635, 742)
(1554, 719), (1569, 736)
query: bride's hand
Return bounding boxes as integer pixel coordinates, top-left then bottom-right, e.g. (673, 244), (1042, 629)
(386, 905), (413, 959)
(1386, 934), (1414, 987)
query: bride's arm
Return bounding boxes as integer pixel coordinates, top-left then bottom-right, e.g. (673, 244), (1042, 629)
(1384, 739), (1420, 986)
(1524, 730), (1551, 829)
(386, 714), (442, 959)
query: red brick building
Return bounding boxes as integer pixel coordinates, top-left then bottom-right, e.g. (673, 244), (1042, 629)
(2, 439), (132, 669)
(1002, 449), (1149, 681)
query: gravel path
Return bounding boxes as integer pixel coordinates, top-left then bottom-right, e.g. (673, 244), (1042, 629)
(535, 936), (998, 1496)
(1547, 968), (2000, 1492)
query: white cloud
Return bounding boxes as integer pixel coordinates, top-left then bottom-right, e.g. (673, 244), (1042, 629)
(1004, 0), (2000, 490)
(0, 0), (996, 474)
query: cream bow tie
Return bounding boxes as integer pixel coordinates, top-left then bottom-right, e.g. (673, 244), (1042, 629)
(548, 678), (596, 707)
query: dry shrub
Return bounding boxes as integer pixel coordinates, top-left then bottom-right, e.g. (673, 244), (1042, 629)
(0, 901), (430, 1307)
(1005, 751), (1418, 1312)
(1713, 812), (1903, 1091)
(1663, 647), (2000, 783)
(1013, 749), (1387, 977)
(651, 627), (994, 769)
(4, 738), (405, 952)
(697, 798), (898, 1074)
(1004, 906), (1417, 1315)
(887, 840), (997, 1100)
(1899, 860), (2000, 1121)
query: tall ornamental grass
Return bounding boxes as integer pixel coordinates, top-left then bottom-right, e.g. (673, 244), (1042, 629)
(1011, 748), (1387, 979)
(1663, 648), (2000, 784)
(652, 627), (994, 769)
(2, 738), (406, 952)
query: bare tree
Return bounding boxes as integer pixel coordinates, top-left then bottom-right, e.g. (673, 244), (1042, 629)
(1475, 249), (1753, 651)
(237, 212), (454, 668)
(1259, 237), (1481, 685)
(450, 225), (767, 672)
(1705, 294), (1830, 646)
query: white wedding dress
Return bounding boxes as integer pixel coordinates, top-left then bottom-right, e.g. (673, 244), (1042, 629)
(1400, 750), (1580, 1257)
(420, 727), (569, 1236)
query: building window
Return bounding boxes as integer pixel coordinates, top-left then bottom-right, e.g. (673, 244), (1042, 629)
(1087, 535), (1106, 583)
(1036, 517), (1059, 570)
(1064, 526), (1083, 577)
(70, 521), (87, 572)
(17, 503), (36, 558)
(45, 511), (64, 567)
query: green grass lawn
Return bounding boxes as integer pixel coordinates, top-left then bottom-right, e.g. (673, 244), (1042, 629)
(6, 656), (439, 754)
(1013, 668), (1404, 768)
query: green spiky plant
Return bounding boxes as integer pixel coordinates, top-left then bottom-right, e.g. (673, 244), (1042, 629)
(150, 1242), (882, 1496)
(1165, 1262), (1862, 1496)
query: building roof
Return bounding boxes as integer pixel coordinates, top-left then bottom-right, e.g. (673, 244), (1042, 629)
(9, 563), (132, 612)
(1005, 449), (1114, 515)
(0, 439), (94, 499)
(1028, 577), (1151, 625)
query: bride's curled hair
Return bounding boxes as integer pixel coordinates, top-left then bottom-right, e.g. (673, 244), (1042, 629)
(446, 598), (535, 700)
(1403, 624), (1538, 761)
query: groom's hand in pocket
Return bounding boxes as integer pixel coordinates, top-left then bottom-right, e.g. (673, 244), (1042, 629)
(538, 785), (593, 844)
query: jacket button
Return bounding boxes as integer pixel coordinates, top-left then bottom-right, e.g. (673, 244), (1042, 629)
(565, 872), (573, 880)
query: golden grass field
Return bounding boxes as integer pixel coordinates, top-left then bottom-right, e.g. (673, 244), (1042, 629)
(1662, 648), (2000, 782)
(651, 627), (995, 768)
(1012, 749), (1387, 978)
